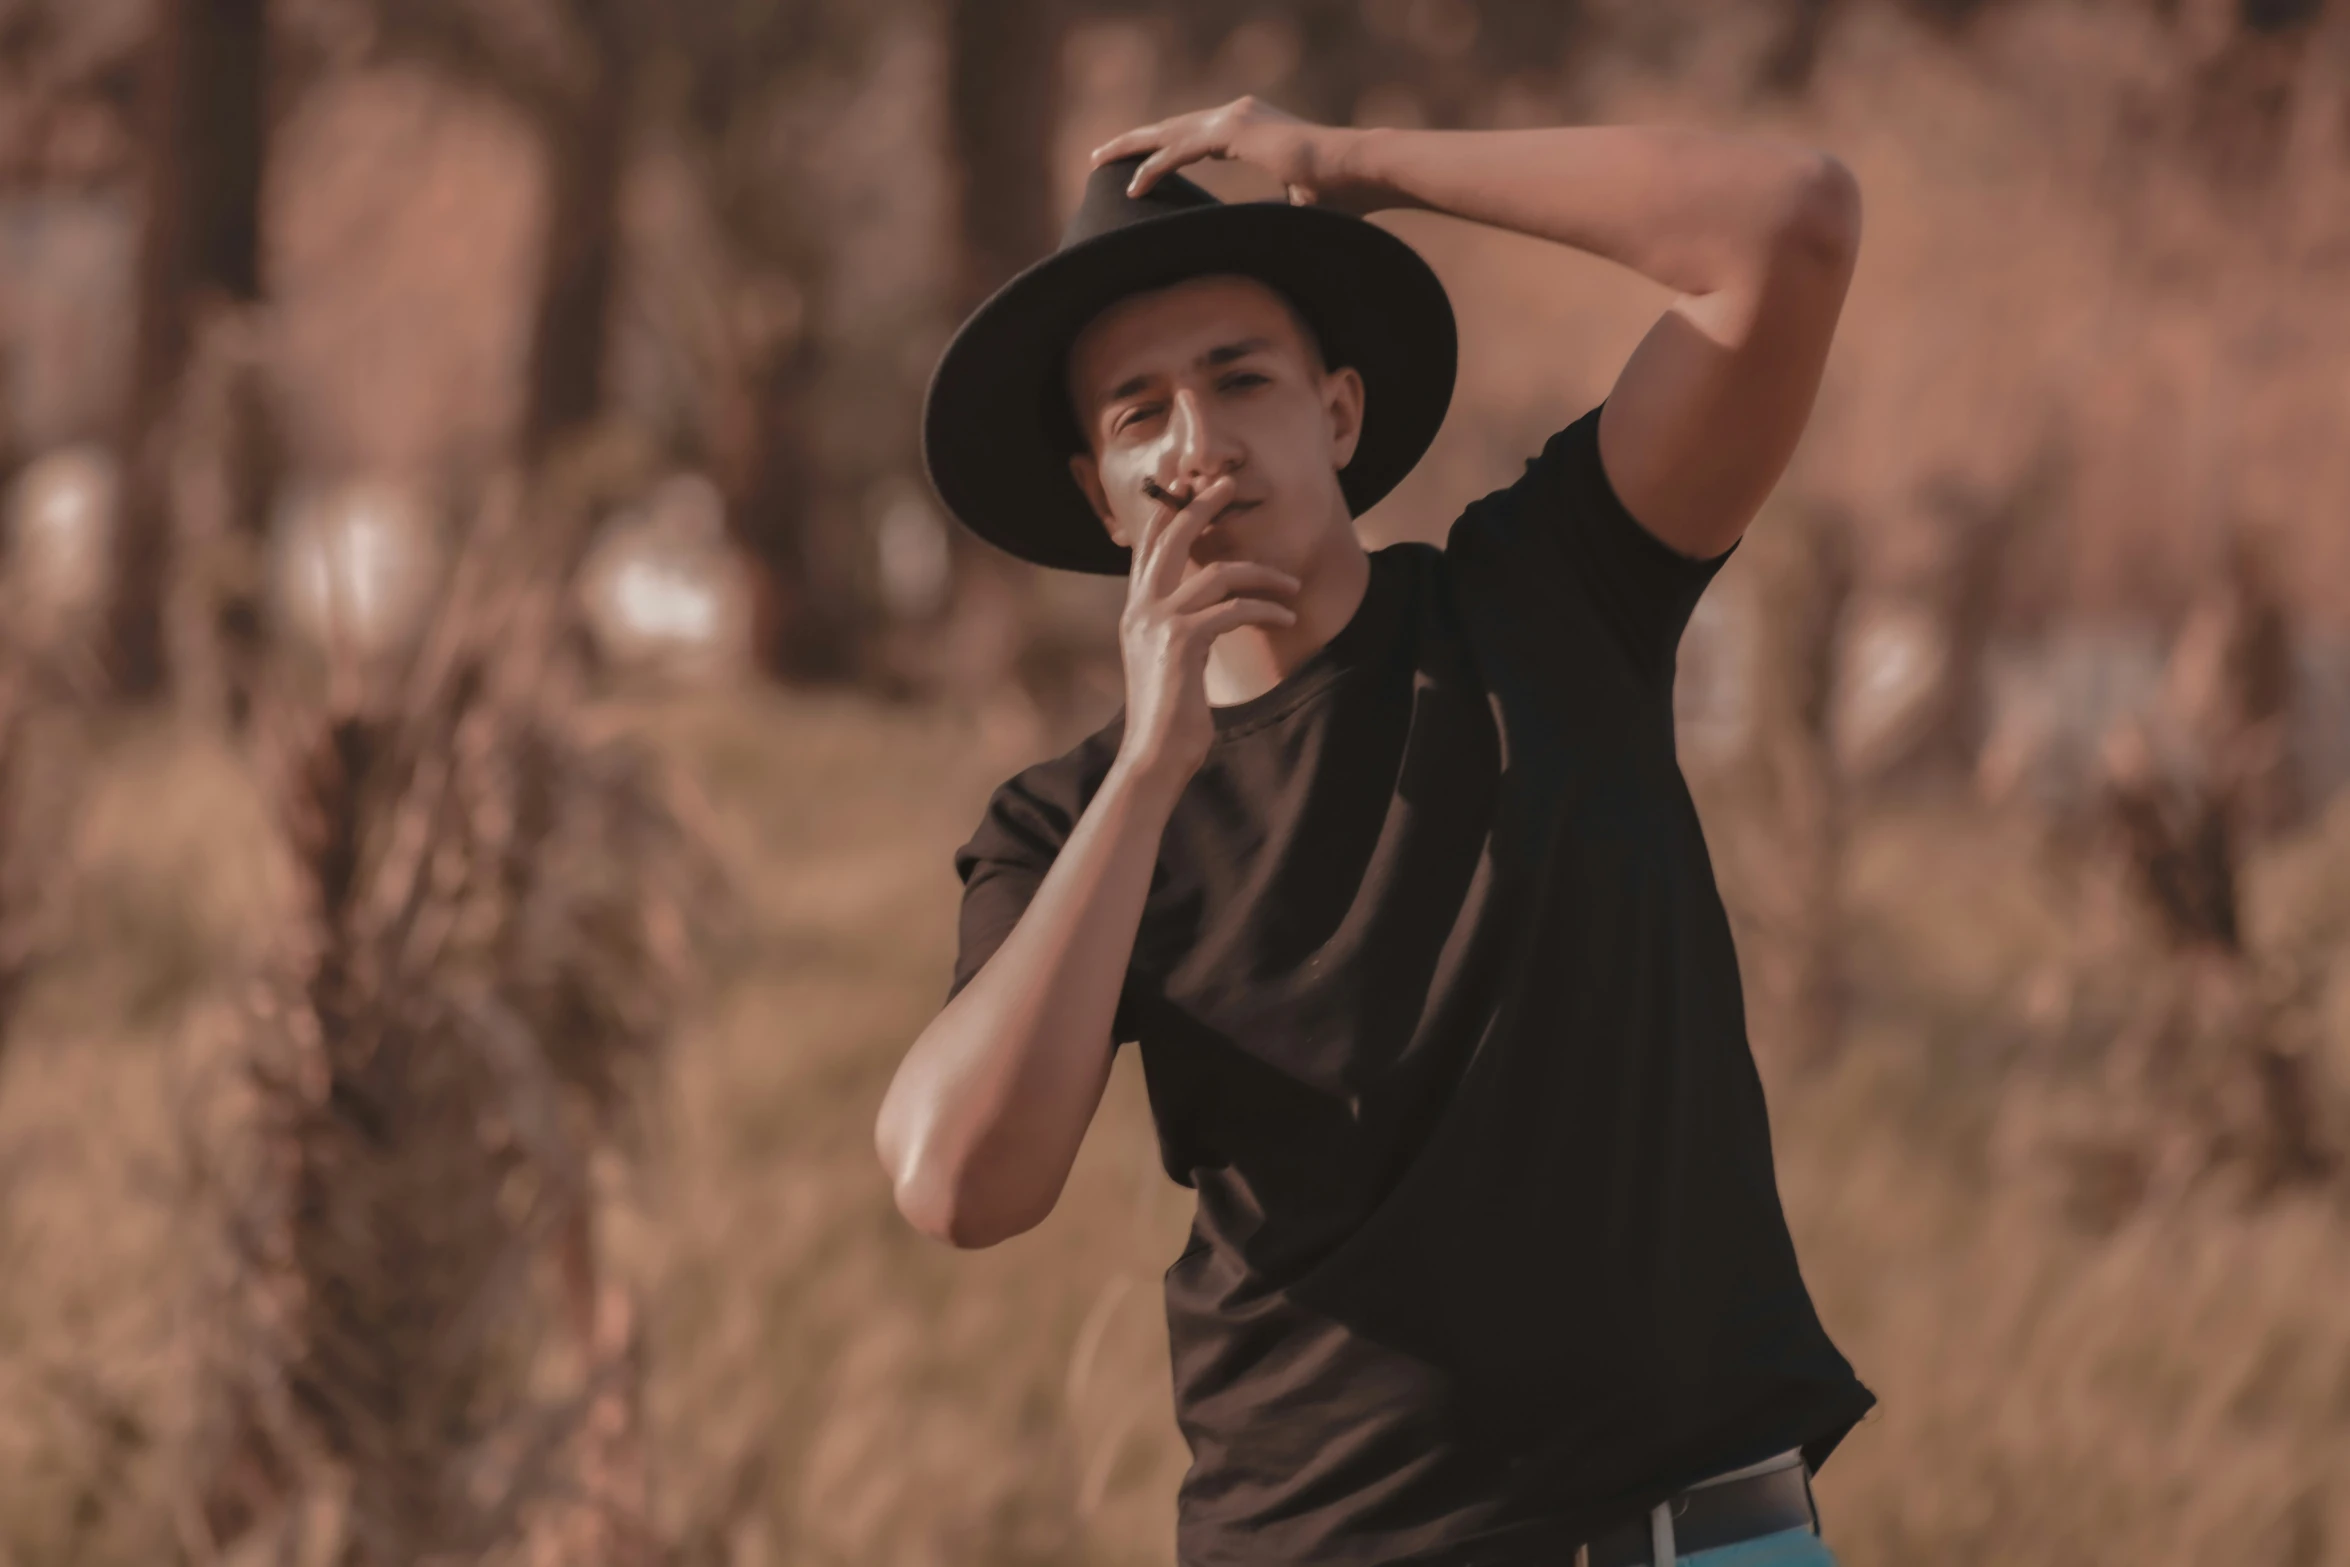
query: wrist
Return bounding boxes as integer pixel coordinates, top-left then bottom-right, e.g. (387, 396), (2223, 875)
(1104, 744), (1193, 818)
(1323, 125), (1409, 212)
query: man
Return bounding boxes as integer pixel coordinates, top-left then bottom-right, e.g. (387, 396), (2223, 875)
(876, 96), (1872, 1567)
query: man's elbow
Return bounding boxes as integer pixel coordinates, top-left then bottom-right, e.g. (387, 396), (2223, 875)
(1774, 152), (1862, 273)
(881, 1137), (1048, 1250)
(891, 1166), (1002, 1250)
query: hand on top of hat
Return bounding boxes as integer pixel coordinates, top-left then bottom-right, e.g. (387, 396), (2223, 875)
(1090, 96), (1387, 217)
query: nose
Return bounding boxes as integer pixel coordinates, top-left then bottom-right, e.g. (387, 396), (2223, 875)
(1168, 386), (1243, 488)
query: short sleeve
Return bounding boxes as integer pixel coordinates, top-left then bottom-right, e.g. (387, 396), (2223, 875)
(946, 770), (1070, 1006)
(1443, 402), (1733, 687)
(944, 758), (1147, 1046)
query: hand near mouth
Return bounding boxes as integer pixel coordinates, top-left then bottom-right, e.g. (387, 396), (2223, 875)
(1143, 476), (1259, 516)
(1113, 474), (1300, 787)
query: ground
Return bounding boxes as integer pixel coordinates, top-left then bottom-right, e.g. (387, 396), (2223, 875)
(1, 685), (2346, 1565)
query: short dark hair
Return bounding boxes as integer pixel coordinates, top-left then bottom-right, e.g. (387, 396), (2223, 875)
(1053, 271), (1333, 457)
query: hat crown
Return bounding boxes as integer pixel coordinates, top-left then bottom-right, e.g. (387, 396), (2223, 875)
(1060, 154), (1222, 248)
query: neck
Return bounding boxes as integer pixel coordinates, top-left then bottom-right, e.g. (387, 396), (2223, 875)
(1203, 522), (1371, 708)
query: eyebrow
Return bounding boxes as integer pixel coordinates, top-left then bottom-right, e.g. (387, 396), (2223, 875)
(1105, 337), (1276, 403)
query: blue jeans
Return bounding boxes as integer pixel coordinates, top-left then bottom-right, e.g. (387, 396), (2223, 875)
(1681, 1526), (1839, 1565)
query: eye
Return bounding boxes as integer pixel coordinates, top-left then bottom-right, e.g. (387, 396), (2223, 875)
(1113, 403), (1164, 434)
(1219, 371), (1269, 390)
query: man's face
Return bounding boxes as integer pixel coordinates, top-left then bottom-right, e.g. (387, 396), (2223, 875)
(1066, 274), (1364, 579)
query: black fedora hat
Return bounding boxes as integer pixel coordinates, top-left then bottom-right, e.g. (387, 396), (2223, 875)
(921, 153), (1457, 575)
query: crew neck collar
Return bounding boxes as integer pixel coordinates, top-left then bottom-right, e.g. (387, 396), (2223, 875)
(1207, 545), (1402, 737)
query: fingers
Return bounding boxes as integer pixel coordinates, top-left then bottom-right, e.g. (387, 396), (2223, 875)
(1182, 595), (1297, 645)
(1165, 559), (1300, 616)
(1125, 132), (1223, 196)
(1088, 121), (1170, 169)
(1121, 480), (1185, 600)
(1136, 475), (1238, 600)
(1127, 481), (1184, 573)
(1089, 114), (1223, 195)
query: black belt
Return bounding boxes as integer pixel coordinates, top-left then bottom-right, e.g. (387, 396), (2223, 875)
(1579, 1462), (1817, 1567)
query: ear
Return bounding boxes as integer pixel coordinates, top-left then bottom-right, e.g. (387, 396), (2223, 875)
(1068, 452), (1127, 545)
(1324, 365), (1366, 473)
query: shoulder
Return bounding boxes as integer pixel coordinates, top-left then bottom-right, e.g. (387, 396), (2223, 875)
(1370, 536), (1449, 634)
(1441, 406), (1603, 551)
(953, 710), (1126, 882)
(1438, 402), (1733, 687)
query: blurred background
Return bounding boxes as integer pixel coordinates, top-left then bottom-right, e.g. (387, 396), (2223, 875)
(1, 0), (2348, 1562)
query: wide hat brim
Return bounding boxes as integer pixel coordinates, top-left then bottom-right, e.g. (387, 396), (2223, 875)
(922, 196), (1457, 576)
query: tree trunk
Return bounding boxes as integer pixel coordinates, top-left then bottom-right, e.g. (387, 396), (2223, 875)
(110, 0), (268, 701)
(945, 0), (1063, 316)
(932, 0), (1063, 714)
(521, 0), (631, 464)
(721, 328), (860, 680)
(1756, 0), (1847, 97)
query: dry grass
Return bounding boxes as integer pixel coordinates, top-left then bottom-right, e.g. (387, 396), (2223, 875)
(217, 458), (723, 1565)
(89, 444), (725, 1565)
(1, 684), (2346, 1564)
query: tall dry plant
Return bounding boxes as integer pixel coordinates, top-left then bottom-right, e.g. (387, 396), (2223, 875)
(2018, 532), (2334, 1223)
(2035, 724), (2333, 1217)
(0, 629), (41, 1047)
(193, 450), (723, 1567)
(0, 544), (105, 1064)
(2159, 528), (2301, 836)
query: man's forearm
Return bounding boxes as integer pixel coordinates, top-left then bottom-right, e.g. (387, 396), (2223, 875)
(875, 756), (1180, 1248)
(1334, 123), (1848, 303)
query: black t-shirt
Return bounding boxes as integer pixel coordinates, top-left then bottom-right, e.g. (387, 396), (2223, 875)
(946, 405), (1876, 1566)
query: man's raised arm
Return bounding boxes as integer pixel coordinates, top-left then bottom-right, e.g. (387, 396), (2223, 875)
(1102, 109), (1863, 561)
